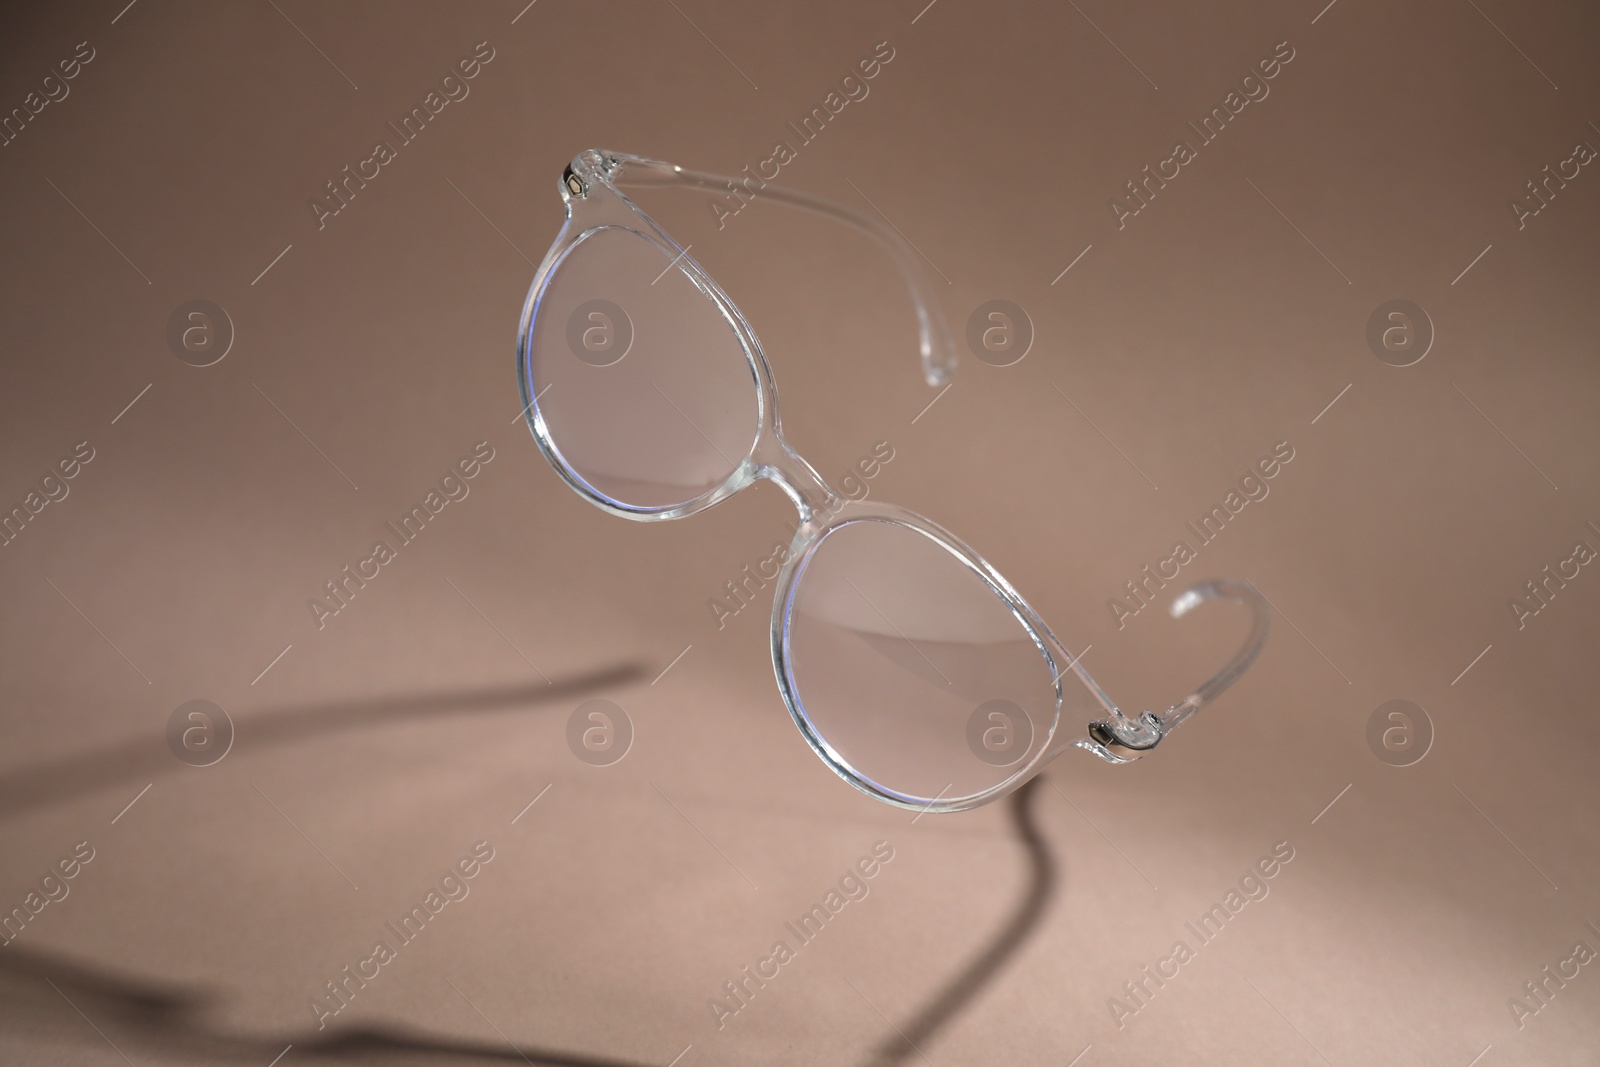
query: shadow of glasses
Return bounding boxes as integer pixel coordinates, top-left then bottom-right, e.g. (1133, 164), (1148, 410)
(861, 777), (1059, 1066)
(0, 659), (1054, 1065)
(0, 662), (646, 824)
(0, 942), (661, 1066)
(0, 661), (662, 1065)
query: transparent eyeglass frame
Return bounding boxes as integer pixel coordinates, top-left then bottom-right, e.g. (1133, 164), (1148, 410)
(518, 148), (1269, 813)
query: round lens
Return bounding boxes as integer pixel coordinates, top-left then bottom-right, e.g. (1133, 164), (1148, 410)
(525, 225), (760, 511)
(780, 518), (1060, 807)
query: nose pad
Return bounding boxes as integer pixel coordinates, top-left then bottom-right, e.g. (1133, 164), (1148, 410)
(1087, 709), (1164, 762)
(1079, 579), (1270, 764)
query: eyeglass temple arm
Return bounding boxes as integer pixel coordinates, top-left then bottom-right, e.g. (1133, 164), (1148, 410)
(1080, 579), (1271, 763)
(588, 150), (956, 387)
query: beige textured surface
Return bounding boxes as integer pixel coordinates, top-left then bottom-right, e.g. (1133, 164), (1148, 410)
(1, 1), (1598, 1064)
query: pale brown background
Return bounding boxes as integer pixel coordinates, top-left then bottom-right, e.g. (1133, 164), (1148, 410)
(1, 1), (1598, 1064)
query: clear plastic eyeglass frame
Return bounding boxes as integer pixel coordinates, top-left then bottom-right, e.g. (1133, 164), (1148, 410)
(517, 148), (1269, 813)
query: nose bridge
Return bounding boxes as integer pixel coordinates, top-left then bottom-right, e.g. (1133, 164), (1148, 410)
(754, 437), (840, 527)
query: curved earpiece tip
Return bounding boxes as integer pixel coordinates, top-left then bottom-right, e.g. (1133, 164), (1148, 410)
(1170, 579), (1265, 620)
(1169, 587), (1208, 618)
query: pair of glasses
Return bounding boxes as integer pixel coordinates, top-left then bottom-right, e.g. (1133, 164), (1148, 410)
(517, 149), (1269, 813)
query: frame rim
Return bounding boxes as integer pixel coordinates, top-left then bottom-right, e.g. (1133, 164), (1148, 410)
(769, 501), (1082, 814)
(516, 161), (778, 523)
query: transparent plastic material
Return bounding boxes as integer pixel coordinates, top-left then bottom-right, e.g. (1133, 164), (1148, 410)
(517, 148), (1270, 812)
(783, 517), (1064, 807)
(527, 225), (759, 510)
